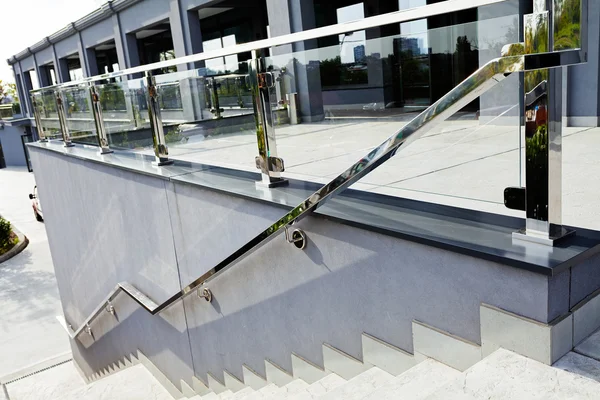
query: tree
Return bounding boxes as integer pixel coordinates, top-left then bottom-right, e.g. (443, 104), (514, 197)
(0, 80), (18, 104)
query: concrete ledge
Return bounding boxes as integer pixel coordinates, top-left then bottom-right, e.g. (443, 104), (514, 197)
(362, 332), (415, 376)
(480, 303), (573, 365)
(137, 350), (184, 399)
(242, 365), (267, 390)
(572, 288), (600, 346)
(291, 353), (328, 384)
(207, 372), (227, 394)
(180, 379), (196, 397)
(323, 343), (372, 380)
(0, 224), (28, 265)
(264, 359), (293, 387)
(412, 320), (482, 372)
(192, 376), (211, 396)
(223, 370), (245, 392)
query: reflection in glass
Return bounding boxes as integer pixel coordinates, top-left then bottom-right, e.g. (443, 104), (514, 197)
(553, 0), (581, 50)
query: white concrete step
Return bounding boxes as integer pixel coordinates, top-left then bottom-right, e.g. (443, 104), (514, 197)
(234, 383), (279, 400)
(226, 387), (254, 400)
(316, 367), (395, 400)
(5, 362), (174, 400)
(424, 349), (600, 399)
(287, 373), (346, 400)
(362, 358), (461, 400)
(259, 379), (309, 400)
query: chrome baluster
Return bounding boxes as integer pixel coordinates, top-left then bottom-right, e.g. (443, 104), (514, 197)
(89, 84), (113, 155)
(145, 71), (173, 166)
(249, 50), (288, 188)
(55, 90), (74, 147)
(30, 95), (47, 142)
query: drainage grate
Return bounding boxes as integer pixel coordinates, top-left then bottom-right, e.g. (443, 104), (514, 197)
(1, 358), (73, 386)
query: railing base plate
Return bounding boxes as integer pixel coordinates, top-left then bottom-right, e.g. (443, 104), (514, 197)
(512, 226), (575, 247)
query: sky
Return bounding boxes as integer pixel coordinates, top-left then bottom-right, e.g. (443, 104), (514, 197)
(0, 0), (105, 83)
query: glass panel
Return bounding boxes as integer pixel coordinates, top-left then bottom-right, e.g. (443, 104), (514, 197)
(147, 61), (256, 170)
(35, 89), (61, 139)
(94, 77), (152, 150)
(61, 84), (97, 146)
(265, 13), (521, 214)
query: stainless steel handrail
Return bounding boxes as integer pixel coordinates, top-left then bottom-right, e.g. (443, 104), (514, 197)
(31, 0), (506, 93)
(62, 54), (525, 340)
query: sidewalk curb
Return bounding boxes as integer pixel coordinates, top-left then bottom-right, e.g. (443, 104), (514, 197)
(0, 224), (29, 265)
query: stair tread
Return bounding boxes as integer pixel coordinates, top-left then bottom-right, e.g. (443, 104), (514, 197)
(287, 373), (347, 400)
(260, 379), (309, 400)
(317, 367), (394, 400)
(424, 349), (600, 399)
(362, 358), (461, 400)
(237, 384), (279, 400)
(227, 387), (255, 400)
(218, 389), (235, 399)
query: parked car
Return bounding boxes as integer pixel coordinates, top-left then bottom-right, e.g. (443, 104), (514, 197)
(29, 186), (43, 222)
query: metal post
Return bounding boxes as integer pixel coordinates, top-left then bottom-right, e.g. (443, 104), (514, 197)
(89, 84), (113, 155)
(145, 71), (173, 166)
(30, 95), (47, 142)
(54, 90), (74, 147)
(209, 77), (223, 119)
(513, 0), (585, 245)
(248, 50), (288, 188)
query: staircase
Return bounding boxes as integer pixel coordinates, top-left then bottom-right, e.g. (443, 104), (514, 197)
(5, 329), (600, 400)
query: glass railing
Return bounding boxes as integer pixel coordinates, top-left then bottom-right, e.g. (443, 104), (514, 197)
(28, 0), (579, 220)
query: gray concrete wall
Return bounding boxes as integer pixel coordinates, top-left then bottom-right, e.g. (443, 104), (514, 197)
(168, 180), (564, 382)
(54, 35), (80, 59)
(30, 145), (600, 387)
(27, 147), (195, 388)
(81, 18), (115, 48)
(35, 46), (55, 67)
(119, 0), (170, 34)
(19, 55), (35, 74)
(0, 126), (27, 167)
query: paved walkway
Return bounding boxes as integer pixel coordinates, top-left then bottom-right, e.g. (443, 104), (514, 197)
(0, 167), (69, 378)
(149, 118), (600, 230)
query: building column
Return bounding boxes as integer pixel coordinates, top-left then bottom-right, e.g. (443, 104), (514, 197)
(363, 0), (399, 106)
(268, 0), (324, 122)
(13, 69), (29, 116)
(32, 52), (50, 88)
(20, 62), (34, 118)
(169, 0), (205, 121)
(86, 47), (99, 76)
(112, 14), (140, 70)
(52, 44), (71, 83)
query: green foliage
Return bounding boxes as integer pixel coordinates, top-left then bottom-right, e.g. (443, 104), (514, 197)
(0, 80), (18, 104)
(526, 123), (548, 167)
(525, 69), (548, 93)
(319, 56), (368, 87)
(99, 84), (127, 111)
(525, 13), (549, 54)
(554, 0), (581, 50)
(0, 217), (18, 255)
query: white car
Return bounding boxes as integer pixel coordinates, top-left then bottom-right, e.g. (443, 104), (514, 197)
(29, 186), (43, 222)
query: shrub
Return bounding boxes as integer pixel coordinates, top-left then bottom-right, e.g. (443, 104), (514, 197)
(0, 217), (18, 254)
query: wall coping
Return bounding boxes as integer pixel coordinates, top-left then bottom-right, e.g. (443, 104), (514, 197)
(27, 140), (600, 277)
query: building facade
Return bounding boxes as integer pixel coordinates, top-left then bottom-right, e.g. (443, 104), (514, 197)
(1, 0), (599, 167)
